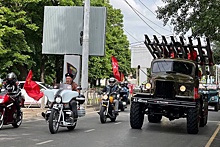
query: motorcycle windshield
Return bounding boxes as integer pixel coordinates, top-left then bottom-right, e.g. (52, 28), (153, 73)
(43, 84), (79, 103)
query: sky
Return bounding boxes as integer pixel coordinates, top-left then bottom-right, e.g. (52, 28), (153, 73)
(109, 0), (175, 48)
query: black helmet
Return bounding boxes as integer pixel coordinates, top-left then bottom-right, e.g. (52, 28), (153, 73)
(7, 72), (17, 80)
(120, 82), (125, 86)
(65, 73), (74, 79)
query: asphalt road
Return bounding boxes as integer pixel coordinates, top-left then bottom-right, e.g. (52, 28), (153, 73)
(0, 107), (220, 147)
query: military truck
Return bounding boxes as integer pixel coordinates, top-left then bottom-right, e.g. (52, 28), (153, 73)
(130, 35), (215, 134)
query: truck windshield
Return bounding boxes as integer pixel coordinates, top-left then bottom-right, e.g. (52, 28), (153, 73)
(152, 61), (194, 75)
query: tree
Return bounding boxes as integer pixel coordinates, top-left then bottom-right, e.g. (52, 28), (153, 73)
(156, 0), (220, 41)
(0, 1), (37, 79)
(88, 1), (131, 86)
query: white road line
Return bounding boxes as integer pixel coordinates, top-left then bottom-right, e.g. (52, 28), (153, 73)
(114, 122), (122, 125)
(36, 140), (53, 145)
(84, 129), (95, 133)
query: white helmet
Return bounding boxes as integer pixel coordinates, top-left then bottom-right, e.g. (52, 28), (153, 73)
(109, 77), (116, 87)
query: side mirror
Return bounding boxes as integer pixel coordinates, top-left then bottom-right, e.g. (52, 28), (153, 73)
(77, 87), (82, 91)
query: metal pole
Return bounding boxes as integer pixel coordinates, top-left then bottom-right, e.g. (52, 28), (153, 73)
(81, 0), (90, 109)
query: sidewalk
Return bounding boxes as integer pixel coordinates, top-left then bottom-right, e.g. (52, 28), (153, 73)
(22, 105), (97, 120)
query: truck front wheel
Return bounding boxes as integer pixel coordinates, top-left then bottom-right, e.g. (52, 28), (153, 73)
(187, 105), (200, 134)
(130, 102), (144, 129)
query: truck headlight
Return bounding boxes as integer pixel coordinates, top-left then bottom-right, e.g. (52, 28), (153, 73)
(180, 85), (186, 92)
(55, 96), (62, 103)
(146, 83), (151, 89)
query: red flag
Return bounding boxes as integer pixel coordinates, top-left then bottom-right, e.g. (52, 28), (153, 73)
(24, 70), (44, 101)
(111, 56), (121, 81)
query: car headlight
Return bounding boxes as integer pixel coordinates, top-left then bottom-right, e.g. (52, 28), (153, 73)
(55, 96), (62, 103)
(145, 83), (151, 89)
(211, 97), (215, 100)
(180, 85), (186, 92)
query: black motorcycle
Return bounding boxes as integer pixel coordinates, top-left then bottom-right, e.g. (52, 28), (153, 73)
(118, 87), (128, 111)
(98, 92), (118, 123)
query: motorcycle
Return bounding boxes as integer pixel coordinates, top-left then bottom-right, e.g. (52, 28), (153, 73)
(0, 89), (24, 129)
(118, 87), (128, 111)
(42, 84), (85, 134)
(98, 92), (118, 123)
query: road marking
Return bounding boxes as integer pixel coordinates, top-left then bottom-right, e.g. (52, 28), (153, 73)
(84, 129), (95, 133)
(205, 124), (220, 147)
(114, 122), (121, 125)
(36, 140), (53, 145)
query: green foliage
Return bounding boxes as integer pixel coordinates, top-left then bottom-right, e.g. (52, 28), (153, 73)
(88, 1), (131, 84)
(213, 41), (220, 64)
(0, 2), (35, 78)
(156, 0), (220, 41)
(0, 0), (131, 85)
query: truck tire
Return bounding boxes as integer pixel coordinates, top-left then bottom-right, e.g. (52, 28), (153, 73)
(187, 106), (200, 134)
(148, 114), (162, 123)
(130, 102), (144, 129)
(214, 104), (219, 111)
(200, 102), (208, 127)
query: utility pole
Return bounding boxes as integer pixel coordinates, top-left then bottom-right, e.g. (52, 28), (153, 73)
(81, 0), (90, 108)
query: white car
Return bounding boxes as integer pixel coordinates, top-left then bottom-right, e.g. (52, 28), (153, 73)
(18, 81), (51, 108)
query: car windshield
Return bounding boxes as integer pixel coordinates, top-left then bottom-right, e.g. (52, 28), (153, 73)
(152, 61), (194, 75)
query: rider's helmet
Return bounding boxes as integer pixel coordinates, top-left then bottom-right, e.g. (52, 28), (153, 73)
(124, 81), (128, 86)
(5, 72), (17, 92)
(6, 72), (17, 84)
(109, 77), (116, 87)
(120, 82), (125, 87)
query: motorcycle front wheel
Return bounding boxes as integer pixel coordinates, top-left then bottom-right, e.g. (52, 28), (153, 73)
(100, 106), (107, 123)
(49, 109), (60, 134)
(0, 112), (3, 129)
(12, 112), (23, 128)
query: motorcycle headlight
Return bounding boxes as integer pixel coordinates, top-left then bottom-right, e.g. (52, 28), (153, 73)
(103, 95), (108, 100)
(145, 83), (151, 89)
(55, 96), (62, 103)
(180, 85), (186, 92)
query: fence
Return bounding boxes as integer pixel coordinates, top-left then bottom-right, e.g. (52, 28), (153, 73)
(87, 88), (102, 111)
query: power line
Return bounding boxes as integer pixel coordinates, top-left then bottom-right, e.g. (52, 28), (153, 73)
(123, 0), (161, 35)
(139, 0), (156, 16)
(124, 28), (140, 42)
(123, 0), (171, 35)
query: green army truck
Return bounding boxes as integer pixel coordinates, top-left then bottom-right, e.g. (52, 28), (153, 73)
(130, 35), (214, 134)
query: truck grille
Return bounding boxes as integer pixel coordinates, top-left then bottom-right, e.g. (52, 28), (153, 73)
(154, 81), (175, 99)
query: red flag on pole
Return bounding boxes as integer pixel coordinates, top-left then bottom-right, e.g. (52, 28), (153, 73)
(111, 56), (121, 81)
(24, 70), (44, 101)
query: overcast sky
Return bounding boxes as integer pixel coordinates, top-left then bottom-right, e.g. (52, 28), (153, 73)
(109, 0), (176, 47)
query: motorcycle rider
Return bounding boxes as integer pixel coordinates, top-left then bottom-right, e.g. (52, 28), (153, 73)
(4, 72), (21, 117)
(65, 73), (79, 120)
(119, 82), (129, 103)
(102, 77), (119, 114)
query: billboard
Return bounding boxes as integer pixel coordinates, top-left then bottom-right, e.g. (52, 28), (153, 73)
(63, 55), (81, 84)
(42, 6), (106, 56)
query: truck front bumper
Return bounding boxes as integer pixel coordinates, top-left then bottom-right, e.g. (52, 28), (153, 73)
(132, 97), (197, 108)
